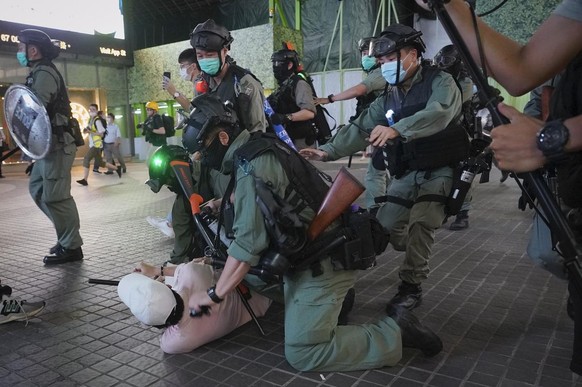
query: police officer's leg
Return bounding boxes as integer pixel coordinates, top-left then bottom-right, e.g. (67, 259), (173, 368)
(364, 158), (390, 209)
(169, 193), (195, 264)
(29, 158), (52, 220)
(400, 168), (453, 285)
(284, 258), (402, 371)
(375, 172), (416, 251)
(39, 141), (83, 250)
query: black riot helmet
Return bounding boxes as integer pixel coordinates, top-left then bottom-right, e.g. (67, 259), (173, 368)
(182, 93), (239, 154)
(357, 37), (374, 54)
(146, 145), (192, 193)
(189, 19), (234, 52)
(271, 48), (300, 70)
(434, 44), (465, 79)
(372, 24), (426, 58)
(18, 29), (60, 60)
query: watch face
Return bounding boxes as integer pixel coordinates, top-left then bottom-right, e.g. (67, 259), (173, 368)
(537, 120), (569, 157)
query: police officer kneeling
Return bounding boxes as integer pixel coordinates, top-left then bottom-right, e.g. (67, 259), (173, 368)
(186, 93), (443, 372)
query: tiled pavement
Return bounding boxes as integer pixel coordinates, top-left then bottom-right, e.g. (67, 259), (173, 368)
(0, 157), (580, 387)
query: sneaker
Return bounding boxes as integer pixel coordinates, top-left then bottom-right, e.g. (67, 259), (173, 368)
(388, 281), (422, 310)
(93, 169), (101, 174)
(104, 171), (114, 175)
(76, 179), (88, 186)
(146, 216), (175, 238)
(0, 295), (46, 325)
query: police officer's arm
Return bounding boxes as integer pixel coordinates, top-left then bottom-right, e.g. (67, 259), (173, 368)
(151, 115), (166, 135)
(291, 80), (316, 121)
(316, 68), (386, 105)
(434, 0), (582, 95)
(241, 74), (267, 133)
(188, 154), (278, 312)
(302, 96), (385, 161)
(392, 72), (461, 141)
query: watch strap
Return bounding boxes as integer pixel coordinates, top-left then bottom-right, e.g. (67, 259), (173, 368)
(207, 285), (224, 303)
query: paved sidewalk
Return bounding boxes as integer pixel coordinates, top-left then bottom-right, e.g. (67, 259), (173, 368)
(0, 158), (579, 387)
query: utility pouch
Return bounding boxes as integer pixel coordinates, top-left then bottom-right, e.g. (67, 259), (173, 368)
(330, 210), (390, 271)
(69, 117), (85, 146)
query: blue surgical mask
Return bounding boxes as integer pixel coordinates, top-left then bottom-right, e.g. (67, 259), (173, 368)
(361, 55), (376, 72)
(16, 52), (28, 67)
(198, 58), (221, 76)
(381, 53), (412, 85)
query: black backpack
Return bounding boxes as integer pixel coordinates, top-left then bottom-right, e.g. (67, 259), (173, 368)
(161, 114), (175, 137)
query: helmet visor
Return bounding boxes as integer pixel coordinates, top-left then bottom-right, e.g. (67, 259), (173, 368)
(371, 37), (398, 58)
(435, 55), (457, 69)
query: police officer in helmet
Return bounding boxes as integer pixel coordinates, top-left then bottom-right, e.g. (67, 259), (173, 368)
(267, 46), (317, 149)
(185, 93), (443, 372)
(189, 19), (266, 134)
(17, 29), (84, 264)
(301, 24), (468, 311)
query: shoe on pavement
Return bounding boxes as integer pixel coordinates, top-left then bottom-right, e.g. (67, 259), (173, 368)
(146, 216), (175, 238)
(93, 169), (101, 174)
(386, 304), (443, 357)
(388, 281), (422, 310)
(43, 246), (84, 265)
(0, 294), (46, 325)
(49, 242), (62, 254)
(122, 167), (127, 173)
(449, 210), (469, 231)
(116, 166), (122, 178)
(104, 171), (114, 175)
(76, 179), (88, 186)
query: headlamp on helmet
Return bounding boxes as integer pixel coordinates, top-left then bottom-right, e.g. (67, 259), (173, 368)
(146, 145), (192, 193)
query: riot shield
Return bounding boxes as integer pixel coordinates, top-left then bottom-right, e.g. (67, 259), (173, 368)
(3, 84), (52, 159)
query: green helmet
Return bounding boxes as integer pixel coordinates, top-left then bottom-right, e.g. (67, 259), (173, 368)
(146, 145), (192, 193)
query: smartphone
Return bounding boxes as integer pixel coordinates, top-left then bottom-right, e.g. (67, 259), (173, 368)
(163, 71), (171, 79)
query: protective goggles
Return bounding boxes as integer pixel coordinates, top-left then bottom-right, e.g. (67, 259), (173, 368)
(434, 55), (457, 69)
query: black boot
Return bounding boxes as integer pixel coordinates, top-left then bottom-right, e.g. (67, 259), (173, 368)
(449, 210), (469, 231)
(338, 288), (355, 325)
(388, 281), (422, 310)
(387, 304), (443, 357)
(43, 246), (83, 265)
(49, 242), (62, 255)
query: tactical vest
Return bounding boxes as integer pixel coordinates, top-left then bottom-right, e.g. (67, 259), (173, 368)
(26, 60), (71, 127)
(267, 74), (315, 140)
(209, 64), (261, 132)
(144, 114), (167, 147)
(382, 66), (469, 177)
(550, 50), (582, 208)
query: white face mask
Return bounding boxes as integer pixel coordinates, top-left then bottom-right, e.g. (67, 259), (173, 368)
(179, 65), (191, 81)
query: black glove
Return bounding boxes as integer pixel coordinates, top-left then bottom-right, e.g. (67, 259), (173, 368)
(25, 162), (34, 176)
(270, 113), (290, 127)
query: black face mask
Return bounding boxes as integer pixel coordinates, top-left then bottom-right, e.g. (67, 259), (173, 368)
(201, 136), (229, 171)
(273, 64), (293, 84)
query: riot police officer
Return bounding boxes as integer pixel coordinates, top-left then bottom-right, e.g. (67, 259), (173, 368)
(189, 19), (266, 134)
(16, 29), (84, 264)
(267, 47), (317, 149)
(301, 25), (468, 311)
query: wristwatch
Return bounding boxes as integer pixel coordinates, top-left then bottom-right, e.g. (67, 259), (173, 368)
(536, 119), (570, 162)
(207, 285), (224, 303)
(173, 92), (180, 99)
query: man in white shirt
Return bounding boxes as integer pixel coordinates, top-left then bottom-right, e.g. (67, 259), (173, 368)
(103, 113), (126, 175)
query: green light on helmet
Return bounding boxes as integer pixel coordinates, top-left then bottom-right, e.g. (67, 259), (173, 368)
(151, 156), (164, 168)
